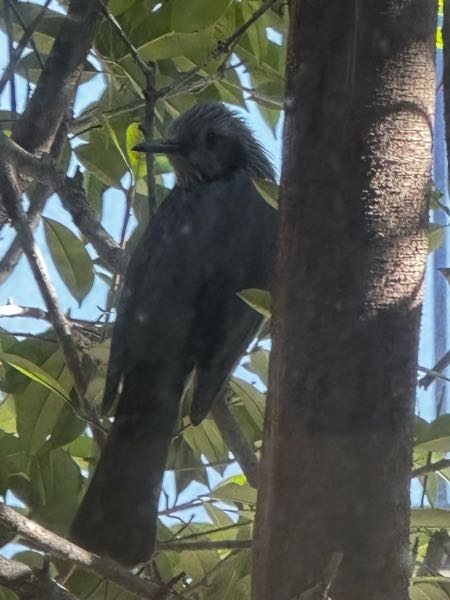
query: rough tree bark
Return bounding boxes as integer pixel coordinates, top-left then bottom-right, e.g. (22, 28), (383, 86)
(252, 2), (436, 600)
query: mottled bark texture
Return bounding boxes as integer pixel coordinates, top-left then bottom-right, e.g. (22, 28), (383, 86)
(252, 2), (436, 600)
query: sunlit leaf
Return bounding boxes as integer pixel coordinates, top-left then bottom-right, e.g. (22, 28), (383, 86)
(171, 0), (233, 33)
(252, 178), (279, 209)
(238, 288), (272, 318)
(0, 353), (72, 406)
(428, 223), (448, 253)
(43, 218), (94, 305)
(30, 449), (82, 528)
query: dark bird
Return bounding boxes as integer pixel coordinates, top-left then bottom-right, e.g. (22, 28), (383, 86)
(69, 102), (276, 566)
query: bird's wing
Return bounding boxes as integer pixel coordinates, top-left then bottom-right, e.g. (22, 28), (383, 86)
(101, 188), (203, 415)
(189, 174), (276, 424)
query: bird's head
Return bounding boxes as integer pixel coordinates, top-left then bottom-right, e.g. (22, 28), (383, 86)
(133, 103), (275, 186)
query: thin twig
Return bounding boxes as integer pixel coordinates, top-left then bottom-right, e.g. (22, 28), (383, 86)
(212, 392), (259, 487)
(412, 458), (450, 479)
(0, 133), (126, 274)
(0, 0), (50, 96)
(419, 353), (450, 388)
(0, 161), (91, 419)
(158, 539), (251, 552)
(0, 301), (105, 331)
(97, 0), (153, 75)
(11, 0), (102, 153)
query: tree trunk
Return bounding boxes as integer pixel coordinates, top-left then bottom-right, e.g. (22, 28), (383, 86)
(252, 2), (436, 599)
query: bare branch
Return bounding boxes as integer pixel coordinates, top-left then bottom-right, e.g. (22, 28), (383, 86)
(419, 352), (450, 389)
(0, 0), (50, 96)
(412, 458), (450, 479)
(0, 302), (48, 320)
(212, 393), (259, 488)
(158, 539), (251, 552)
(0, 301), (108, 336)
(12, 0), (102, 153)
(0, 121), (67, 285)
(97, 0), (153, 76)
(0, 160), (90, 418)
(0, 555), (77, 600)
(0, 183), (51, 284)
(59, 170), (127, 274)
(0, 503), (169, 600)
(0, 133), (127, 274)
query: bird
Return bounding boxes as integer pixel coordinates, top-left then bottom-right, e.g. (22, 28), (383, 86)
(69, 102), (277, 566)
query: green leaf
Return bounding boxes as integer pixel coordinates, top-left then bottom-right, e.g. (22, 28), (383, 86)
(230, 377), (265, 430)
(182, 417), (228, 464)
(30, 448), (82, 528)
(63, 567), (138, 600)
(137, 30), (214, 62)
(66, 433), (95, 472)
(0, 353), (73, 406)
(428, 223), (448, 253)
(248, 349), (270, 387)
(211, 475), (257, 504)
(171, 0), (233, 33)
(0, 433), (29, 494)
(101, 116), (130, 172)
(415, 415), (450, 453)
(0, 586), (17, 600)
(167, 436), (209, 493)
(2, 351), (83, 454)
(252, 178), (279, 209)
(43, 217), (94, 304)
(410, 582), (450, 600)
(0, 396), (17, 434)
(75, 128), (129, 189)
(238, 288), (272, 318)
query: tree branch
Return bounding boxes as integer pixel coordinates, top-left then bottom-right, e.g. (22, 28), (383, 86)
(158, 539), (251, 552)
(0, 120), (68, 285)
(212, 393), (259, 488)
(412, 458), (450, 479)
(0, 503), (169, 600)
(0, 132), (127, 275)
(0, 555), (77, 600)
(0, 0), (50, 96)
(11, 0), (103, 153)
(97, 0), (153, 76)
(0, 301), (108, 337)
(0, 160), (91, 419)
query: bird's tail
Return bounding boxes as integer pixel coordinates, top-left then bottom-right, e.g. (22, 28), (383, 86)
(69, 366), (181, 566)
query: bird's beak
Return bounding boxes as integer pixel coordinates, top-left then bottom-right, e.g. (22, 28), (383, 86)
(132, 140), (182, 154)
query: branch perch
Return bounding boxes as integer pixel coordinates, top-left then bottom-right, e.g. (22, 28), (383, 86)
(0, 555), (76, 600)
(0, 503), (169, 600)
